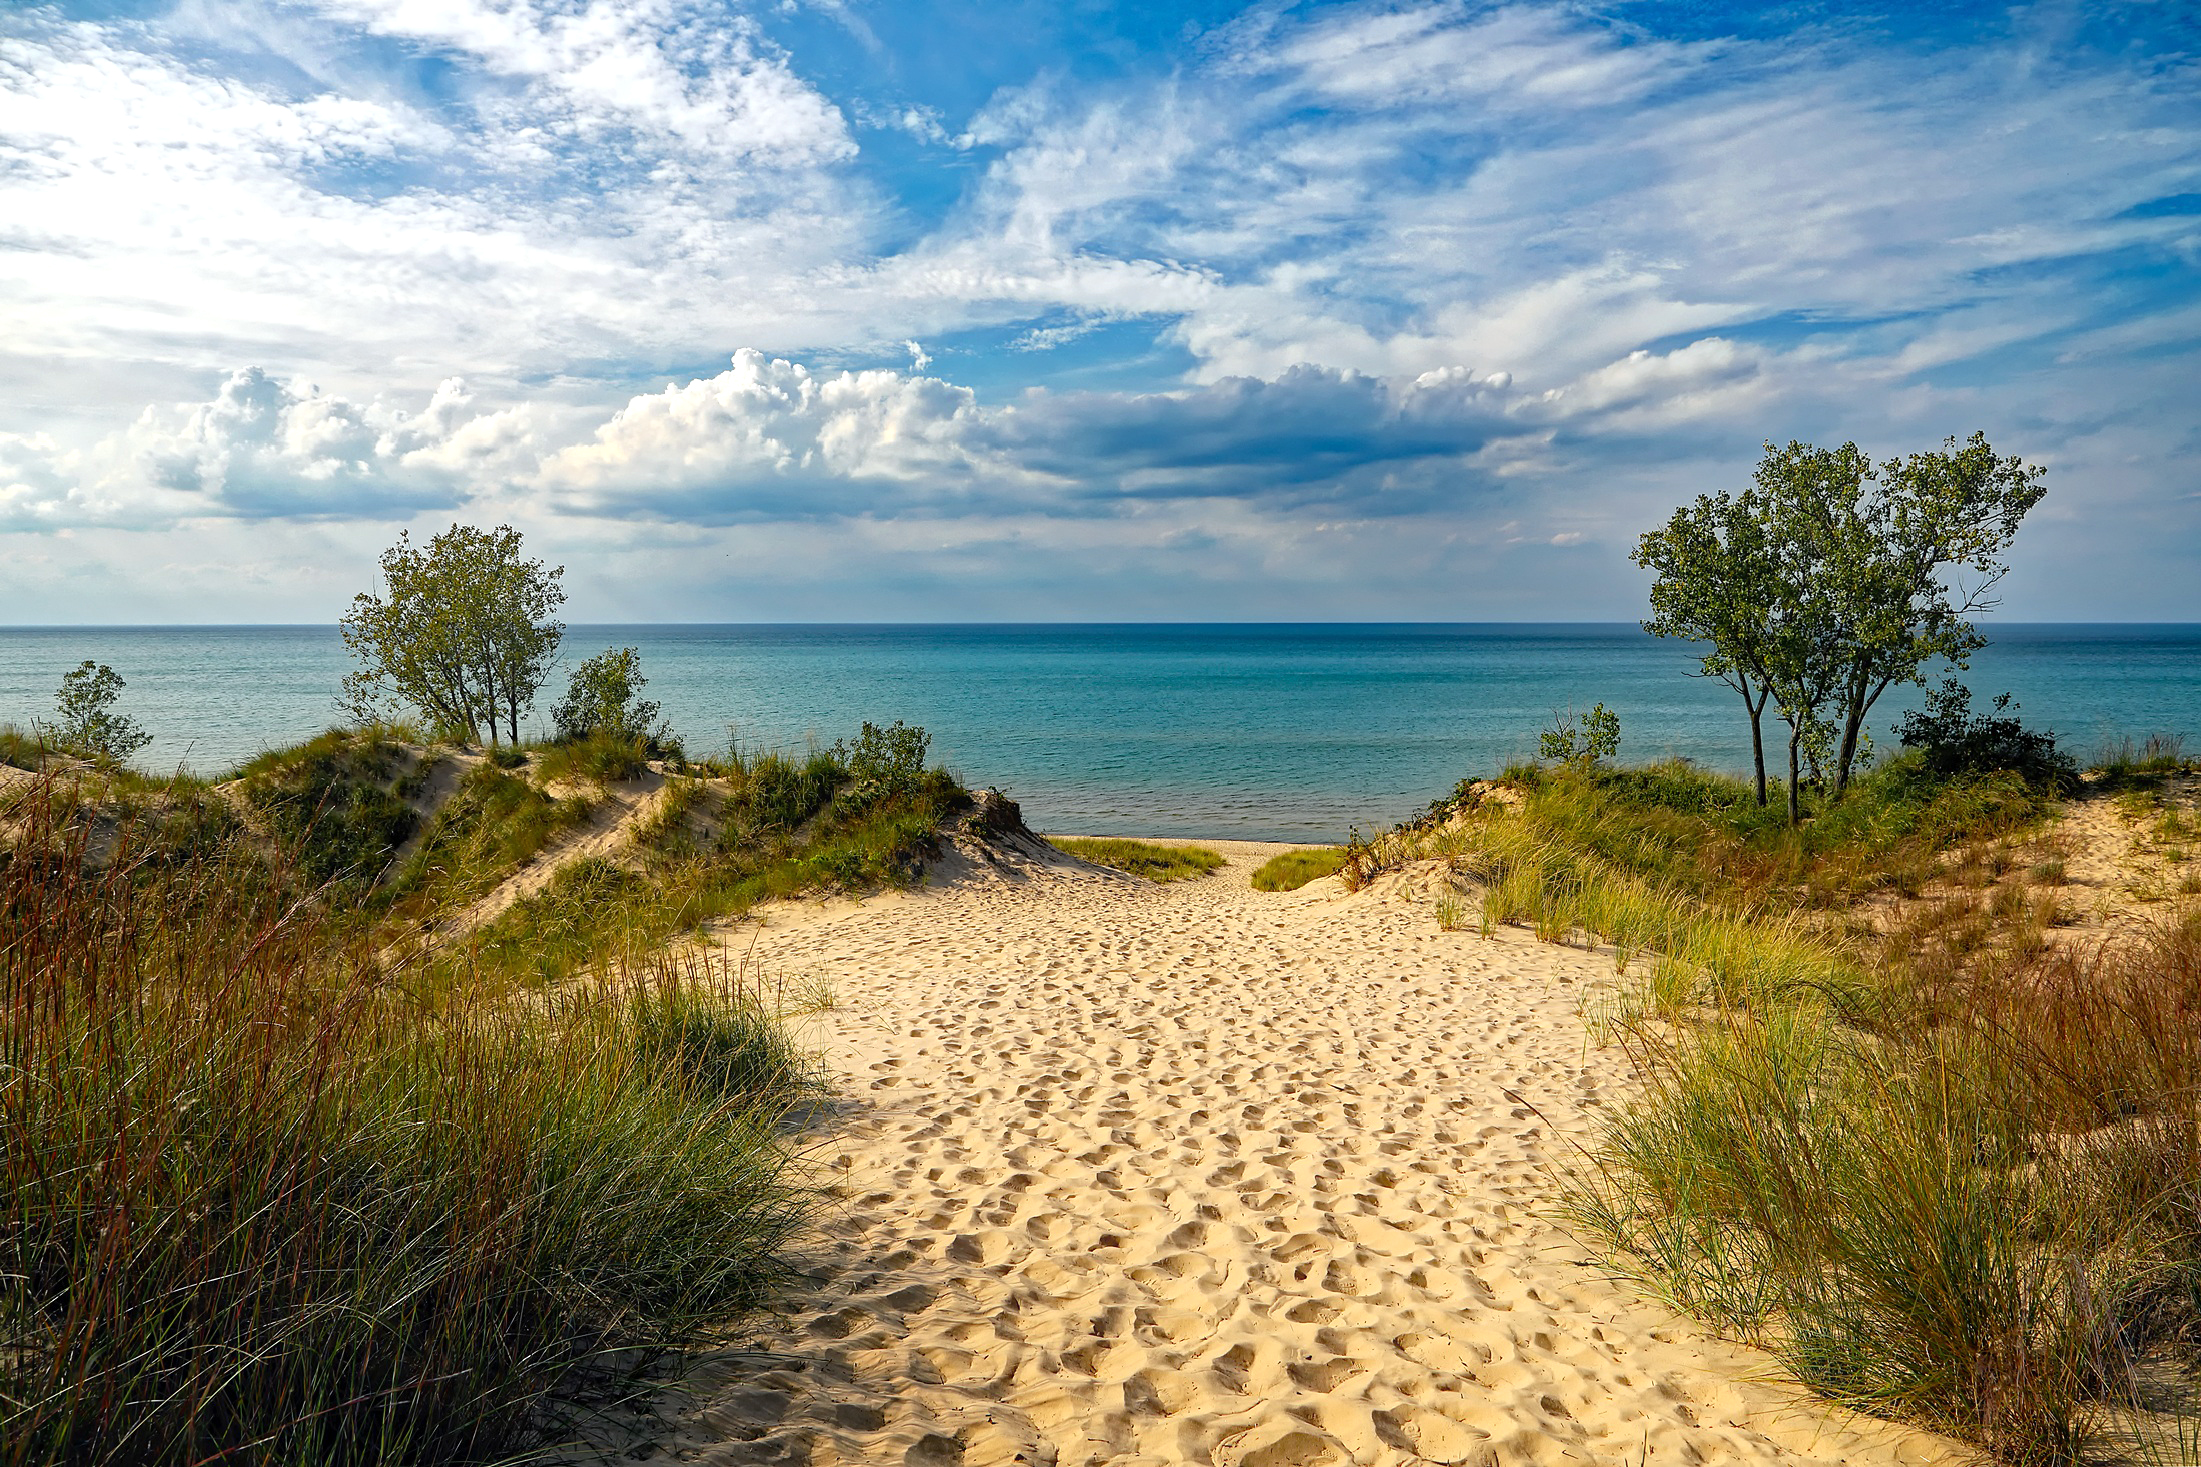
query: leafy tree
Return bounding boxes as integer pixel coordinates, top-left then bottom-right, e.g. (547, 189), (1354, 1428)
(1538, 703), (1620, 769)
(552, 647), (661, 744)
(340, 524), (565, 746)
(1755, 433), (2046, 798)
(1637, 433), (2045, 822)
(1634, 492), (1783, 804)
(52, 660), (151, 762)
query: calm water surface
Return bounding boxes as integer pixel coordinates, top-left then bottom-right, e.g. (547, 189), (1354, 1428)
(1, 624), (2194, 842)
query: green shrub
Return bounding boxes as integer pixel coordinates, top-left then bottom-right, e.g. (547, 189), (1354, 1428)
(1053, 837), (1225, 883)
(1896, 678), (2078, 791)
(833, 720), (929, 809)
(552, 646), (662, 745)
(1249, 847), (1347, 891)
(50, 661), (152, 764)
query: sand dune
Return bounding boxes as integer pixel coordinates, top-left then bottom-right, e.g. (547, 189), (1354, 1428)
(568, 838), (1955, 1467)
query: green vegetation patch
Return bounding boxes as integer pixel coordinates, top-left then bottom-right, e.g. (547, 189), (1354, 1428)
(237, 727), (418, 890)
(1249, 847), (1346, 891)
(1054, 836), (1226, 883)
(1386, 753), (2199, 1464)
(459, 744), (966, 992)
(0, 778), (815, 1467)
(388, 759), (593, 912)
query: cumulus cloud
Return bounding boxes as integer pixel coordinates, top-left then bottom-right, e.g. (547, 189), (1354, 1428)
(127, 369), (535, 519)
(538, 350), (1001, 520)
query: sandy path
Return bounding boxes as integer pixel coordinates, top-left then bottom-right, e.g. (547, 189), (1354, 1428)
(580, 841), (1953, 1467)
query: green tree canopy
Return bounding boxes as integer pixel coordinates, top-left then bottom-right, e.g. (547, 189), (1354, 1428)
(551, 647), (660, 744)
(340, 524), (565, 746)
(1633, 491), (1783, 805)
(52, 660), (152, 763)
(1755, 433), (2047, 797)
(1636, 433), (2045, 822)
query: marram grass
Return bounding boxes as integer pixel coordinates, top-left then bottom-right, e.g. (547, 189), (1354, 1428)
(1052, 836), (1226, 883)
(0, 775), (817, 1467)
(1250, 847), (1346, 891)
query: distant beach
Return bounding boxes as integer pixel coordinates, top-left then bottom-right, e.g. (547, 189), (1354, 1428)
(1, 623), (2195, 841)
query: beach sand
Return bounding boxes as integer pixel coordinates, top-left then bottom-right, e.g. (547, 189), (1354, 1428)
(576, 836), (1956, 1467)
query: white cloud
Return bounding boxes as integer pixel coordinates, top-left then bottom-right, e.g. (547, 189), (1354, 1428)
(311, 0), (855, 166)
(537, 349), (1004, 518)
(129, 368), (535, 518)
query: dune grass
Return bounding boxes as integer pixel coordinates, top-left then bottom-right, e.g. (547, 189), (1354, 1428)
(2091, 732), (2193, 791)
(1249, 846), (1347, 891)
(0, 773), (817, 1467)
(1376, 756), (2201, 1464)
(449, 744), (966, 992)
(1052, 835), (1226, 882)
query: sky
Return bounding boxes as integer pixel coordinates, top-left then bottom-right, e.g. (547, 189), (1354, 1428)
(1, 0), (2196, 623)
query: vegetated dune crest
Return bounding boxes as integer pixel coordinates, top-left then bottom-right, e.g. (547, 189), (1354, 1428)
(557, 835), (1960, 1467)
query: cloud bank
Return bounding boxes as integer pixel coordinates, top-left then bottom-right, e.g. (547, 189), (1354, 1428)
(0, 0), (2194, 619)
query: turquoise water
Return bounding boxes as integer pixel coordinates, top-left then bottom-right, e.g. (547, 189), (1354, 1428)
(1, 624), (2194, 841)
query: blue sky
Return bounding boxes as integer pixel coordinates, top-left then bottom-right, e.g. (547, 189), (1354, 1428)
(1, 0), (2195, 621)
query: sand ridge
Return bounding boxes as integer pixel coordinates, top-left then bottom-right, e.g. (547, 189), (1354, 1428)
(567, 838), (1954, 1467)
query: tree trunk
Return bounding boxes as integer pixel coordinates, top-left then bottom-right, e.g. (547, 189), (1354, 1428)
(1833, 676), (1868, 798)
(1787, 728), (1803, 827)
(1747, 686), (1769, 807)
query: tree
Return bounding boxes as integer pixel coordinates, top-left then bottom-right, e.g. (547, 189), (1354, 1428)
(340, 524), (565, 746)
(1633, 492), (1783, 805)
(52, 661), (152, 762)
(1637, 433), (2046, 822)
(552, 647), (660, 744)
(1754, 433), (2046, 798)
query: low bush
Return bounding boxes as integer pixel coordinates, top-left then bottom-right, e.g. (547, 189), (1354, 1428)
(1897, 678), (2078, 791)
(1249, 847), (1347, 891)
(1052, 836), (1225, 883)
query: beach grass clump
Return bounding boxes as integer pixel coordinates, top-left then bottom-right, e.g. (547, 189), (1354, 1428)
(0, 775), (815, 1467)
(2090, 733), (2191, 790)
(1052, 836), (1226, 883)
(1250, 847), (1346, 891)
(0, 723), (47, 770)
(533, 727), (653, 785)
(1571, 917), (2201, 1464)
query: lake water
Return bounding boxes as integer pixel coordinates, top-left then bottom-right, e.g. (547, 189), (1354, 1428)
(1, 624), (2194, 841)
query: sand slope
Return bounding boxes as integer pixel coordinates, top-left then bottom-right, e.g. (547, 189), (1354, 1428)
(572, 839), (1955, 1467)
